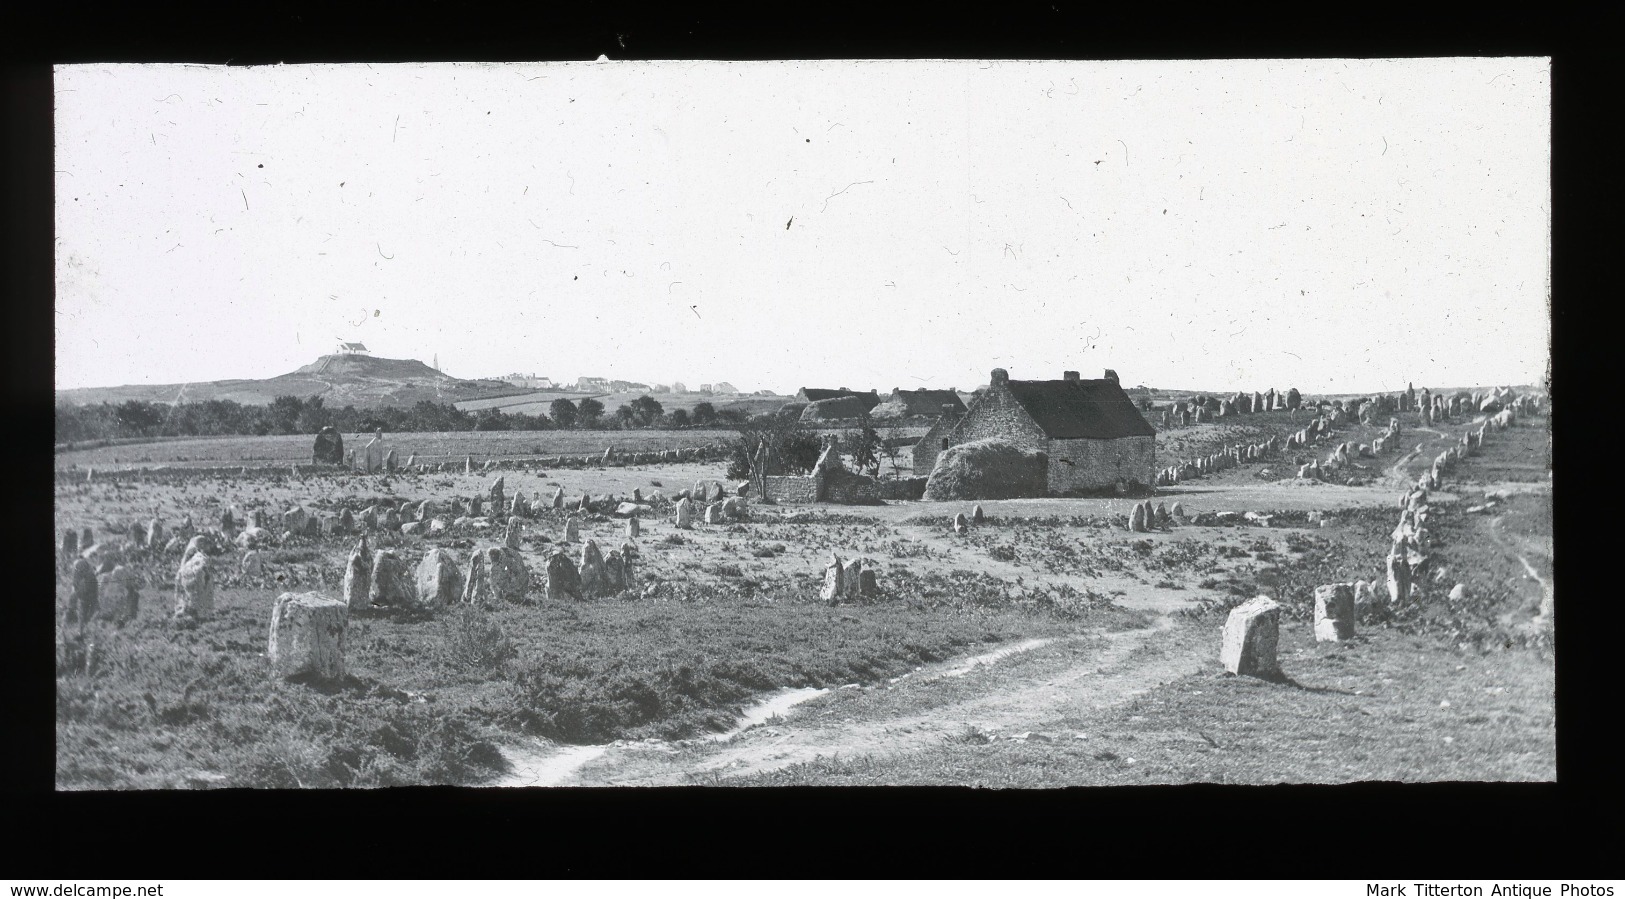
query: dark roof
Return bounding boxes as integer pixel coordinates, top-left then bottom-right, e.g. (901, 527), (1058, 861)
(799, 388), (880, 409)
(1003, 379), (1157, 439)
(890, 389), (967, 415)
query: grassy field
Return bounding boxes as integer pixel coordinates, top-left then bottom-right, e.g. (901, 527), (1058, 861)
(454, 391), (795, 419)
(54, 429), (741, 468)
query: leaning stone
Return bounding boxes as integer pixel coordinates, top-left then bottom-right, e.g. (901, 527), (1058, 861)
(552, 487), (565, 510)
(414, 548), (465, 609)
(952, 512), (969, 535)
(1313, 584), (1356, 642)
(267, 592), (348, 682)
(1220, 596), (1282, 678)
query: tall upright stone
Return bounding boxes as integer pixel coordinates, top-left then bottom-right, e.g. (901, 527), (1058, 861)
(1386, 545), (1412, 606)
(704, 503), (723, 525)
(1313, 584), (1356, 642)
(952, 512), (969, 535)
(174, 551), (214, 622)
(510, 491), (528, 519)
(1220, 596), (1282, 678)
(68, 558), (98, 624)
(489, 476), (506, 512)
(313, 427), (344, 465)
(97, 565), (140, 625)
(553, 487), (566, 510)
(506, 517), (524, 549)
(463, 546), (530, 605)
(268, 592), (348, 682)
(820, 553), (844, 604)
(368, 550), (417, 608)
(563, 516), (580, 542)
(626, 517), (640, 539)
(604, 550), (626, 594)
(580, 540), (606, 597)
(971, 504), (985, 524)
(674, 498), (692, 529)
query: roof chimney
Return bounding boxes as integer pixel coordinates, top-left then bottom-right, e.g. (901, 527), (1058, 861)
(1103, 369), (1119, 384)
(1063, 370), (1080, 382)
(990, 368), (1009, 385)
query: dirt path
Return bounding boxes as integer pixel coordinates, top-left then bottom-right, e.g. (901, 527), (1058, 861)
(486, 605), (1208, 787)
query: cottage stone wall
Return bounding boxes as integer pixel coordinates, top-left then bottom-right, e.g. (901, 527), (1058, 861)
(763, 475), (819, 503)
(1047, 435), (1155, 492)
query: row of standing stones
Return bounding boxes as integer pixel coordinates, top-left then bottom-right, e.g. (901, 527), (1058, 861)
(1219, 398), (1541, 678)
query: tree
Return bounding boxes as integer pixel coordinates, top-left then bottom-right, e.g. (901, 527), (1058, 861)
(550, 398), (578, 428)
(628, 395), (664, 428)
(114, 400), (164, 438)
(296, 396), (331, 433)
(666, 408), (690, 429)
(691, 401), (717, 426)
(840, 411), (882, 478)
(577, 397), (605, 428)
(474, 408), (510, 431)
(612, 405), (638, 429)
(269, 395), (305, 435)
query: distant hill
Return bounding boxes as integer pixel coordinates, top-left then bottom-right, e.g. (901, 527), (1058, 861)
(55, 354), (529, 410)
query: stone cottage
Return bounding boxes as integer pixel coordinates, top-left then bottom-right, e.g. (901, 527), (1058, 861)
(912, 404), (965, 474)
(929, 368), (1157, 494)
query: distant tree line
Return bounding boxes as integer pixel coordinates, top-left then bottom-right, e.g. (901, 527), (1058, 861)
(55, 394), (750, 443)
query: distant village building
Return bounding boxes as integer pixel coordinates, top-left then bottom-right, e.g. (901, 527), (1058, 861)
(872, 388), (967, 420)
(335, 341), (370, 356)
(795, 388), (881, 411)
(671, 382), (688, 394)
(927, 368), (1156, 494)
(503, 373), (556, 389)
(912, 404), (966, 473)
(575, 377), (612, 392)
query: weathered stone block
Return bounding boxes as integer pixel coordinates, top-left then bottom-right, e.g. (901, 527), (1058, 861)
(1220, 596), (1281, 678)
(1313, 583), (1356, 642)
(268, 592), (348, 682)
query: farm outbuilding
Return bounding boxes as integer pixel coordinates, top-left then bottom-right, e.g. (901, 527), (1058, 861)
(926, 368), (1157, 495)
(794, 388), (881, 411)
(871, 388), (968, 421)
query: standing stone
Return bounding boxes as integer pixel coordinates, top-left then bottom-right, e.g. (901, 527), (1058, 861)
(633, 487), (644, 503)
(704, 503), (723, 525)
(602, 447), (614, 464)
(820, 554), (844, 604)
(282, 506), (310, 535)
(463, 546), (531, 605)
(971, 504), (985, 524)
(675, 498), (693, 529)
(1313, 584), (1356, 642)
(368, 550), (417, 608)
(97, 565), (140, 625)
(1220, 596), (1282, 678)
(241, 550), (265, 577)
(857, 561), (879, 598)
(1386, 546), (1412, 606)
(68, 558), (98, 624)
(406, 453), (416, 470)
(578, 494), (591, 513)
(384, 448), (398, 473)
(510, 491), (528, 518)
(174, 551), (214, 621)
(580, 540), (606, 597)
(563, 516), (580, 542)
(127, 521), (146, 546)
(603, 550), (626, 593)
(506, 517), (524, 549)
(267, 592), (348, 682)
(626, 517), (640, 539)
(60, 529), (79, 567)
(364, 431), (385, 474)
(414, 549), (465, 609)
(465, 455), (474, 474)
(1128, 503), (1147, 533)
(552, 487), (565, 510)
(544, 550), (582, 601)
(692, 480), (708, 503)
(490, 476), (506, 512)
(469, 495), (482, 518)
(952, 512), (969, 535)
(313, 427), (344, 465)
(339, 508), (356, 534)
(842, 558), (865, 601)
(1154, 502), (1170, 528)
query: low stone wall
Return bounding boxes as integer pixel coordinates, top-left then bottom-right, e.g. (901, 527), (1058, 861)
(760, 470), (886, 504)
(877, 477), (928, 500)
(763, 475), (819, 503)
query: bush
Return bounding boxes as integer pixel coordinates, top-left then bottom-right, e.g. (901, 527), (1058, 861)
(921, 439), (1048, 501)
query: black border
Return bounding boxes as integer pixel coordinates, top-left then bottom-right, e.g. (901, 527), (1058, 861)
(5, 2), (1610, 881)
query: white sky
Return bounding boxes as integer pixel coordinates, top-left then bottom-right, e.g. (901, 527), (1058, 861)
(54, 58), (1550, 395)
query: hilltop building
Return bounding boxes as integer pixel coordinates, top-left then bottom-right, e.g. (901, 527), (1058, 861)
(925, 368), (1156, 494)
(335, 341), (370, 356)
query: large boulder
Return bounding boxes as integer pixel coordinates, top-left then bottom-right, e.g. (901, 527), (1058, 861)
(268, 592), (348, 682)
(96, 565), (140, 624)
(544, 550), (582, 601)
(922, 438), (1048, 501)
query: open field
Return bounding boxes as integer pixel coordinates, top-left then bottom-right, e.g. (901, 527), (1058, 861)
(455, 391), (796, 418)
(53, 401), (1552, 789)
(54, 430), (741, 469)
